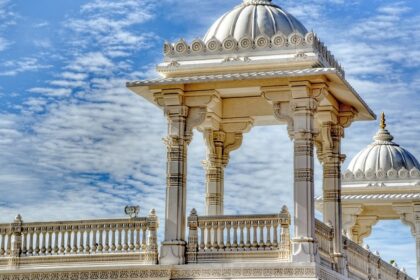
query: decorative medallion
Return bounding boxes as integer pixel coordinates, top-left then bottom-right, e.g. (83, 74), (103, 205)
(255, 35), (269, 48)
(239, 36), (252, 49)
(272, 33), (286, 47)
(223, 37), (237, 51)
(288, 32), (303, 46)
(206, 38), (221, 52)
(175, 39), (188, 54)
(191, 39), (205, 53)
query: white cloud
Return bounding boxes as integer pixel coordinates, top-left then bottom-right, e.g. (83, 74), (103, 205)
(0, 57), (52, 76)
(28, 87), (72, 96)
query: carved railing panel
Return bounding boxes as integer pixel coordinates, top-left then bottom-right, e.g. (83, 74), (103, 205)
(0, 210), (159, 268)
(186, 206), (291, 263)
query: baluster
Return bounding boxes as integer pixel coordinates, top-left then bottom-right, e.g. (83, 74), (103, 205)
(34, 228), (40, 255)
(110, 224), (116, 252)
(72, 226), (78, 254)
(104, 224), (110, 252)
(135, 224), (140, 251)
(79, 226), (85, 254)
(225, 221), (231, 250)
(272, 220), (278, 249)
(28, 229), (34, 256)
(212, 221), (218, 250)
(66, 227), (72, 254)
(60, 227), (65, 254)
(0, 232), (5, 256)
(245, 221), (251, 249)
(91, 225), (97, 253)
(53, 227), (59, 255)
(252, 221), (258, 249)
(199, 222), (205, 251)
(42, 228), (47, 255)
(259, 220), (265, 249)
(233, 221), (238, 249)
(123, 224), (128, 251)
(239, 221), (245, 249)
(206, 222), (211, 250)
(85, 226), (91, 254)
(97, 225), (104, 253)
(21, 231), (27, 256)
(6, 233), (11, 256)
(141, 223), (147, 250)
(116, 224), (123, 251)
(266, 220), (272, 249)
(129, 224), (134, 251)
(47, 228), (53, 255)
(218, 221), (225, 250)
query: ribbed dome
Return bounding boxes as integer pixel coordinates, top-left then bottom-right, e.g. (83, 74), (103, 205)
(203, 0), (308, 43)
(344, 113), (420, 181)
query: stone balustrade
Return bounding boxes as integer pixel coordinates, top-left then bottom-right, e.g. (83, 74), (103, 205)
(0, 210), (159, 268)
(315, 220), (412, 280)
(186, 206), (292, 263)
(315, 219), (335, 268)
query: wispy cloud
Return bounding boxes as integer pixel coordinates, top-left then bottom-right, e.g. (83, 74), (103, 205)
(0, 57), (52, 76)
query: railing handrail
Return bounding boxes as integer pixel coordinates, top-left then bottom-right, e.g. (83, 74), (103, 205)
(193, 213), (290, 223)
(0, 217), (147, 229)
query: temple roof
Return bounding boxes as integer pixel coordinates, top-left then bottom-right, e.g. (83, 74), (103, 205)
(343, 113), (420, 183)
(203, 0), (307, 43)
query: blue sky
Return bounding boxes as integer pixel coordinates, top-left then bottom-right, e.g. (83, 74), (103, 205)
(0, 0), (419, 276)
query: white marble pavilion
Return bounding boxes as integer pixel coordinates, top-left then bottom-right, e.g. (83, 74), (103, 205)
(0, 0), (416, 279)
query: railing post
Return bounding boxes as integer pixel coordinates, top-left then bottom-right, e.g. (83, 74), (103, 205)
(9, 214), (23, 268)
(279, 206), (291, 260)
(186, 209), (198, 263)
(146, 209), (159, 264)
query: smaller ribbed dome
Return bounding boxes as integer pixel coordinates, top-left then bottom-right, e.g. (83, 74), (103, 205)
(203, 0), (308, 43)
(344, 113), (420, 181)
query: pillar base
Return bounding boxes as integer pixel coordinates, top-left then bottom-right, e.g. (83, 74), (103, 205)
(292, 237), (319, 263)
(159, 241), (186, 265)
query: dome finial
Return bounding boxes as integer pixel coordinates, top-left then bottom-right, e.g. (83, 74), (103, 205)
(380, 112), (386, 129)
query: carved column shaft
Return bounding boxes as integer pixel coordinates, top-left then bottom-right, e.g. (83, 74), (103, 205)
(204, 131), (226, 216)
(203, 130), (243, 216)
(321, 123), (345, 272)
(414, 206), (420, 280)
(164, 105), (189, 244)
(290, 90), (318, 263)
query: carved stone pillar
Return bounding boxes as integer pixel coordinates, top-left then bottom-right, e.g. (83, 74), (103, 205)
(203, 130), (225, 216)
(290, 83), (319, 263)
(159, 89), (206, 265)
(203, 130), (242, 216)
(410, 204), (420, 280)
(321, 123), (346, 272)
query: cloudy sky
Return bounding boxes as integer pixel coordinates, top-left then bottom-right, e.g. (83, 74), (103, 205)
(0, 0), (419, 276)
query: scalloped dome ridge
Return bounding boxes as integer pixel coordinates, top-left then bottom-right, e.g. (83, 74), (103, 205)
(343, 113), (420, 181)
(203, 0), (308, 43)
